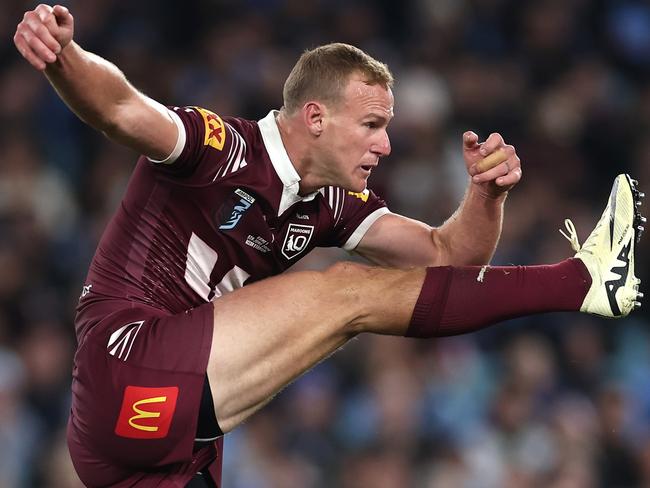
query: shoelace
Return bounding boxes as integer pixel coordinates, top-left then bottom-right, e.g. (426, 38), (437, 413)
(559, 219), (581, 252)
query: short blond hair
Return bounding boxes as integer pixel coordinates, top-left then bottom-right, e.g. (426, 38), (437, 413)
(282, 43), (394, 114)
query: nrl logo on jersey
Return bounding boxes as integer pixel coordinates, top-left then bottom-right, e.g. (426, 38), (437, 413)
(218, 188), (255, 230)
(282, 224), (314, 260)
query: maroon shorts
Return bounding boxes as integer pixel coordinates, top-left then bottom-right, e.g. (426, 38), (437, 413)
(67, 300), (221, 487)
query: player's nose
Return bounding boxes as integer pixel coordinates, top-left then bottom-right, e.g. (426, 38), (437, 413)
(374, 130), (391, 157)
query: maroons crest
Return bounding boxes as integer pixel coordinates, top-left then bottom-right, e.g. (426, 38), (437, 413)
(282, 223), (314, 259)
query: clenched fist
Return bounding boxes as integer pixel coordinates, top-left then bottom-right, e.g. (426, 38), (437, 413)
(14, 4), (74, 71)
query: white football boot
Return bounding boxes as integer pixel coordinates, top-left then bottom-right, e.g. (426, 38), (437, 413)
(560, 174), (645, 318)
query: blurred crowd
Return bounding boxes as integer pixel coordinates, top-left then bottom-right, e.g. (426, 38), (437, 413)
(1, 0), (650, 486)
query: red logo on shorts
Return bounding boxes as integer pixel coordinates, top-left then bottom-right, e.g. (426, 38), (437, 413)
(114, 386), (179, 439)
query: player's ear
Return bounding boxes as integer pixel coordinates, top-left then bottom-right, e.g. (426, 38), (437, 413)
(303, 102), (324, 137)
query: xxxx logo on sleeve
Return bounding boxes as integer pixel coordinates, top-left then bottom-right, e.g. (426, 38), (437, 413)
(195, 107), (226, 151)
(348, 189), (369, 202)
(114, 386), (179, 439)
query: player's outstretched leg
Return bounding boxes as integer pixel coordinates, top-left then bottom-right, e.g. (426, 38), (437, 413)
(561, 173), (645, 317)
(206, 174), (645, 434)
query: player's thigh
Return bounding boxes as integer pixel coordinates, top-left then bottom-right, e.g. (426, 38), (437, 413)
(69, 303), (215, 485)
(206, 264), (376, 432)
(206, 262), (420, 433)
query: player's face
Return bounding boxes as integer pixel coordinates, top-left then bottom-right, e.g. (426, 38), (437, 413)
(320, 76), (393, 192)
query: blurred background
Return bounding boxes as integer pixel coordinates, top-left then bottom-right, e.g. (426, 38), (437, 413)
(2, 0), (650, 486)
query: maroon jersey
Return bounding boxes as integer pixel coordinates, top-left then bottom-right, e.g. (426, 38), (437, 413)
(78, 108), (388, 331)
(71, 108), (389, 486)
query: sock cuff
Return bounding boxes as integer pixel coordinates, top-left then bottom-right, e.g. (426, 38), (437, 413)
(406, 266), (453, 337)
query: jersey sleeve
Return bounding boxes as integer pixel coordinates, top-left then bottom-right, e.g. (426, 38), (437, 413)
(148, 106), (249, 182)
(322, 187), (390, 250)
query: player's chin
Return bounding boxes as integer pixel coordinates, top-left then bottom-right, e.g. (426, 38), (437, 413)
(351, 168), (371, 188)
(348, 176), (369, 193)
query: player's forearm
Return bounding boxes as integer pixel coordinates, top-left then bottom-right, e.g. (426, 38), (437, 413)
(44, 41), (136, 134)
(433, 183), (506, 266)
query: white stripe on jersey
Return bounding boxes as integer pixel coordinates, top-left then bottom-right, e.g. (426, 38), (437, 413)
(230, 130), (247, 172)
(324, 187), (345, 226)
(219, 127), (239, 177)
(214, 125), (247, 181)
(335, 188), (345, 225)
(334, 188), (340, 222)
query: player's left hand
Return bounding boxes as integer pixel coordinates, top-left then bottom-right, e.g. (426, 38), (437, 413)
(462, 131), (522, 198)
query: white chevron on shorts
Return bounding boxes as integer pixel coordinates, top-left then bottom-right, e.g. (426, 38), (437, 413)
(107, 320), (144, 361)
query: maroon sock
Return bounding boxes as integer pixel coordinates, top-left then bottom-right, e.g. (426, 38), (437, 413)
(406, 258), (591, 338)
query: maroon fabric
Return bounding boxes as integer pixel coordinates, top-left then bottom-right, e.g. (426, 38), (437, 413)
(79, 109), (387, 326)
(406, 266), (452, 337)
(71, 108), (388, 485)
(407, 258), (591, 337)
(68, 302), (218, 487)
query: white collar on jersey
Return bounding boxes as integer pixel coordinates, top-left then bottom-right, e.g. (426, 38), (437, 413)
(258, 110), (320, 216)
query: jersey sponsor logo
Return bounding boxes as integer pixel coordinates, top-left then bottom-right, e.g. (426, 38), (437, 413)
(348, 189), (369, 202)
(282, 224), (314, 260)
(80, 284), (92, 298)
(606, 239), (631, 316)
(115, 386), (179, 439)
(218, 188), (256, 230)
(107, 320), (144, 361)
(196, 107), (226, 151)
(245, 234), (271, 253)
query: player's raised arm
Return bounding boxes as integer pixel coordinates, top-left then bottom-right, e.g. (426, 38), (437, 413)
(356, 131), (522, 267)
(13, 4), (177, 160)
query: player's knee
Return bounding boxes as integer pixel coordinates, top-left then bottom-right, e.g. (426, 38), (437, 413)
(322, 261), (377, 334)
(322, 261), (375, 304)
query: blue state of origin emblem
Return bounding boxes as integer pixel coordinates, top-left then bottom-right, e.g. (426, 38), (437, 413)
(218, 189), (256, 230)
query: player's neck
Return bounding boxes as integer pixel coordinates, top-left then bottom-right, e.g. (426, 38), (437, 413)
(276, 111), (325, 195)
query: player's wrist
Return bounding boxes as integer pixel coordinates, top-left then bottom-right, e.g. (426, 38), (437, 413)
(44, 40), (77, 74)
(468, 180), (509, 202)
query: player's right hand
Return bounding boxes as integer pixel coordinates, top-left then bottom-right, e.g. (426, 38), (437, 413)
(14, 4), (74, 71)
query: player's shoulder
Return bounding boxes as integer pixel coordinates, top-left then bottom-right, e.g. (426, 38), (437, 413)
(320, 187), (374, 224)
(169, 106), (265, 180)
(171, 105), (260, 143)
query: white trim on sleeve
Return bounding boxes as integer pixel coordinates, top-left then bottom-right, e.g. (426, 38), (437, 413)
(342, 207), (391, 251)
(147, 109), (186, 164)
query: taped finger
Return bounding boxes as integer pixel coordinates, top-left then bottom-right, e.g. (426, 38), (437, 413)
(475, 148), (508, 173)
